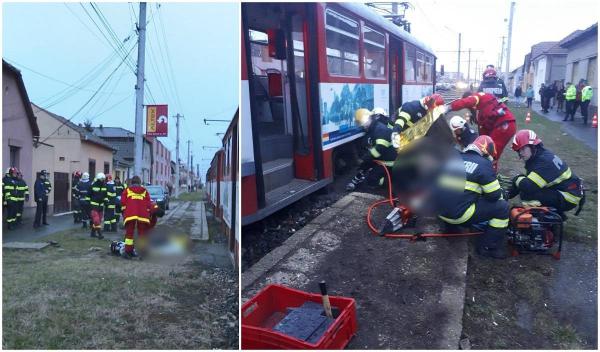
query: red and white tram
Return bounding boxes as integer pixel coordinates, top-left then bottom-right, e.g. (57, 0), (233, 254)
(206, 109), (239, 269)
(242, 2), (436, 225)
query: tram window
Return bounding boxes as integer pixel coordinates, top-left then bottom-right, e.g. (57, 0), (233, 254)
(416, 52), (433, 83)
(363, 26), (386, 79)
(404, 45), (416, 82)
(325, 10), (359, 77)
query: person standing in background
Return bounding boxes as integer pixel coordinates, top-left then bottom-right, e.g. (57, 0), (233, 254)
(514, 85), (522, 107)
(556, 82), (565, 113)
(526, 85), (534, 108)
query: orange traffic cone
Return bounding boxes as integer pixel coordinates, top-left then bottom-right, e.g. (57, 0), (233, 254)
(525, 111), (531, 124)
(592, 114), (598, 128)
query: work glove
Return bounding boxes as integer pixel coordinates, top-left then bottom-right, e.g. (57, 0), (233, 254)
(391, 132), (400, 148)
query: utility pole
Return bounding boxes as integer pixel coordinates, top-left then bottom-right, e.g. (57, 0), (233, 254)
(174, 113), (183, 198)
(505, 2), (516, 77)
(190, 153), (194, 185)
(134, 2), (147, 179)
(457, 33), (462, 80)
(187, 139), (191, 188)
(467, 48), (471, 84)
(498, 36), (506, 75)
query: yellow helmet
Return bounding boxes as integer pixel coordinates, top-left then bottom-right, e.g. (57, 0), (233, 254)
(354, 108), (372, 127)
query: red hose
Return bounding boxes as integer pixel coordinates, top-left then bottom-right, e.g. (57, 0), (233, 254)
(366, 161), (482, 240)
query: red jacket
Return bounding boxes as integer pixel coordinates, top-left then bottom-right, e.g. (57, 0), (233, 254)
(450, 92), (515, 132)
(121, 185), (152, 224)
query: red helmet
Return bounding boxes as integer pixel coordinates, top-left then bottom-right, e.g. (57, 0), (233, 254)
(106, 174), (113, 182)
(483, 68), (497, 79)
(467, 135), (496, 159)
(512, 129), (542, 151)
(73, 171), (82, 178)
(7, 167), (18, 176)
(423, 94), (445, 110)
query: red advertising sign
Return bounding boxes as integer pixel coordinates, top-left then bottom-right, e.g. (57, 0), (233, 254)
(146, 105), (168, 137)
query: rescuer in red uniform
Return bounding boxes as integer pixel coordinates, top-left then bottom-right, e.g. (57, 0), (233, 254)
(445, 91), (517, 170)
(120, 175), (152, 259)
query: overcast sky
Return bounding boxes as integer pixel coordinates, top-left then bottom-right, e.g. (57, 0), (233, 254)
(2, 2), (239, 179)
(406, 0), (598, 78)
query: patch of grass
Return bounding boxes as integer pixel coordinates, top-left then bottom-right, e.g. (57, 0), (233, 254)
(173, 191), (204, 202)
(2, 227), (234, 349)
(501, 103), (597, 241)
(552, 324), (586, 349)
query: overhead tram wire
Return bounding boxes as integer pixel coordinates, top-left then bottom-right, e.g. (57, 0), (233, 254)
(156, 5), (185, 113)
(146, 6), (172, 104)
(80, 57), (130, 119)
(38, 42), (137, 145)
(36, 51), (120, 108)
(79, 3), (137, 77)
(151, 4), (180, 111)
(87, 3), (137, 74)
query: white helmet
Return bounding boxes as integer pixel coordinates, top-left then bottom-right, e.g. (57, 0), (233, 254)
(96, 172), (106, 180)
(371, 107), (387, 116)
(82, 172), (90, 181)
(449, 115), (467, 132)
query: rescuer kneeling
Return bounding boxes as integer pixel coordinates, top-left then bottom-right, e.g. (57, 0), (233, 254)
(437, 136), (509, 259)
(346, 108), (397, 191)
(508, 129), (584, 215)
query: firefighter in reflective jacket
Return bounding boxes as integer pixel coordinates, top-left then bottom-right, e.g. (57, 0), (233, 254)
(508, 130), (583, 213)
(114, 176), (125, 227)
(15, 171), (29, 225)
(75, 172), (92, 228)
(445, 91), (517, 170)
(3, 167), (19, 230)
(71, 171), (82, 223)
(391, 94), (445, 138)
(478, 66), (508, 100)
(437, 136), (509, 259)
(120, 175), (152, 258)
(89, 173), (108, 239)
(347, 108), (398, 191)
(103, 175), (118, 232)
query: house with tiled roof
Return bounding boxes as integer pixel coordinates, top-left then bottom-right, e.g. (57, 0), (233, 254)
(30, 103), (115, 213)
(523, 41), (568, 101)
(90, 126), (153, 183)
(560, 23), (597, 115)
(2, 60), (44, 219)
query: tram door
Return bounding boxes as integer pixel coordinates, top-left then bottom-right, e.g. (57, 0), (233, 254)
(246, 4), (315, 198)
(389, 38), (403, 113)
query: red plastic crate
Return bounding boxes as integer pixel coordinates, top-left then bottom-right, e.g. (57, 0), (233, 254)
(242, 284), (357, 349)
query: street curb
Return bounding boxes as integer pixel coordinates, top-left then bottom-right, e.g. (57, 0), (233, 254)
(242, 193), (375, 291)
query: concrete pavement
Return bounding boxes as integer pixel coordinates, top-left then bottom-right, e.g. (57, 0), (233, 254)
(525, 101), (597, 150)
(2, 212), (80, 243)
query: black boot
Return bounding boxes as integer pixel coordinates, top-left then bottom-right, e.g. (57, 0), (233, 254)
(90, 229), (97, 238)
(111, 223), (117, 232)
(477, 228), (507, 259)
(97, 230), (104, 240)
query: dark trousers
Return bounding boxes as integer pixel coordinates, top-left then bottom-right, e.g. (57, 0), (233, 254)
(541, 96), (550, 111)
(520, 189), (577, 213)
(580, 100), (590, 124)
(557, 99), (564, 112)
(103, 205), (116, 231)
(16, 201), (24, 223)
(6, 201), (18, 228)
(526, 98), (533, 108)
(565, 100), (575, 120)
(34, 198), (48, 226)
(72, 197), (81, 222)
(80, 202), (91, 222)
(441, 198), (509, 249)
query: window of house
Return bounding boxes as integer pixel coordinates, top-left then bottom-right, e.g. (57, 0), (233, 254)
(104, 162), (110, 175)
(9, 146), (20, 169)
(586, 57), (597, 87)
(363, 26), (386, 79)
(89, 159), (96, 177)
(404, 45), (416, 82)
(325, 9), (360, 77)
